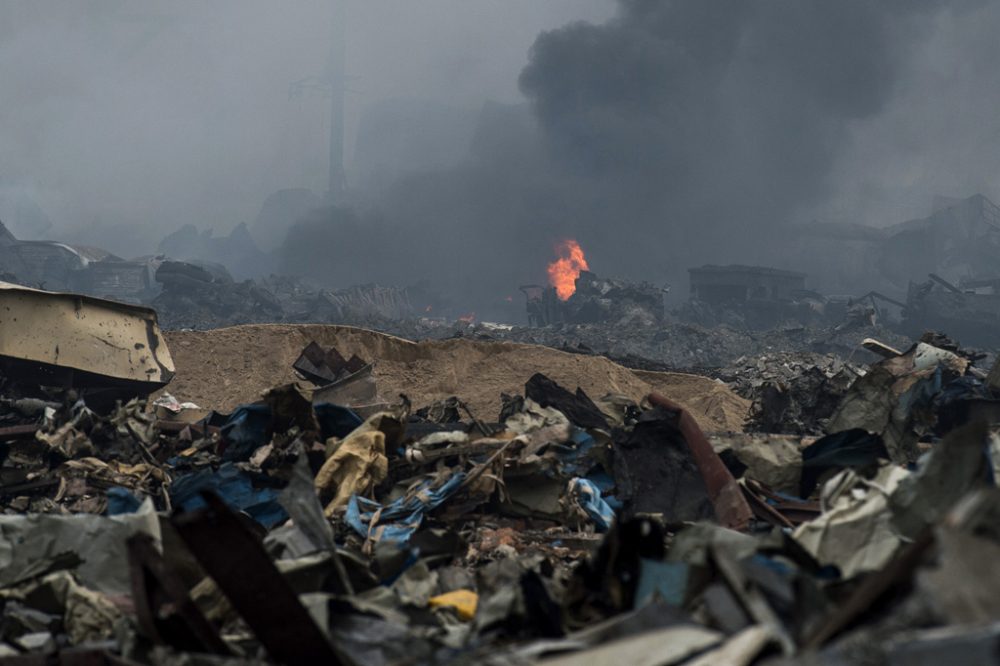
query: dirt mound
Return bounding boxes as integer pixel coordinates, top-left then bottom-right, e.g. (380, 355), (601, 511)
(163, 324), (749, 432)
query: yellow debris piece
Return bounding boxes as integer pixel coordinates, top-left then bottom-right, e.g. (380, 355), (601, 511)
(314, 430), (388, 516)
(428, 589), (478, 621)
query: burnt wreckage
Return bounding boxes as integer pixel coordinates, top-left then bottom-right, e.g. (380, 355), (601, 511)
(0, 280), (175, 410)
(0, 219), (158, 304)
(521, 270), (667, 327)
(3, 204), (1000, 662)
(904, 273), (1000, 348)
(885, 194), (1000, 346)
(686, 265), (824, 328)
(0, 277), (999, 663)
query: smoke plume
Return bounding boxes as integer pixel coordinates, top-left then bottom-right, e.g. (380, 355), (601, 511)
(516, 0), (961, 270)
(300, 0), (980, 316)
(4, 1), (1000, 318)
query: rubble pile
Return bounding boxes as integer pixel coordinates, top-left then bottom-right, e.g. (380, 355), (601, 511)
(494, 319), (912, 372)
(117, 256), (924, 378)
(0, 348), (755, 663)
(152, 265), (415, 332)
(152, 261), (285, 329)
(2, 285), (1000, 663)
(522, 267), (666, 328)
(718, 353), (866, 435)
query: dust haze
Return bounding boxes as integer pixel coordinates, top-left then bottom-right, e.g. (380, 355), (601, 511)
(2, 1), (1000, 317)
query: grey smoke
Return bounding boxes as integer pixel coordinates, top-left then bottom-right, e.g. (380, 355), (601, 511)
(312, 0), (988, 314)
(3, 1), (1000, 318)
(0, 1), (610, 255)
(516, 0), (966, 271)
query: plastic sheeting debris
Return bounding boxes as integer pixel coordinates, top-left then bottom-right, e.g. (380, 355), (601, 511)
(345, 472), (466, 547)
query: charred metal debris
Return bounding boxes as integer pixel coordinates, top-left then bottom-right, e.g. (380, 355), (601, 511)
(1, 282), (1000, 664)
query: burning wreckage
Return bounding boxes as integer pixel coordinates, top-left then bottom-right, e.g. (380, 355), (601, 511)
(521, 240), (666, 328)
(521, 271), (666, 328)
(1, 276), (1000, 665)
(4, 208), (998, 367)
(514, 195), (1000, 356)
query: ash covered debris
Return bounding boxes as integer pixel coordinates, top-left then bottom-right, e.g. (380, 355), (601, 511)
(522, 270), (666, 327)
(9, 192), (1000, 372)
(0, 282), (999, 664)
(6, 0), (1000, 658)
(151, 260), (284, 329)
(903, 272), (1000, 348)
(0, 222), (158, 304)
(719, 352), (866, 436)
(490, 316), (913, 376)
(150, 262), (416, 331)
(684, 265), (820, 330)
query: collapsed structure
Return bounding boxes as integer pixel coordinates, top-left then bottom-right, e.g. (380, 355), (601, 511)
(686, 265), (826, 329)
(0, 220), (158, 303)
(902, 273), (1000, 347)
(688, 265), (806, 304)
(7, 194), (1000, 349)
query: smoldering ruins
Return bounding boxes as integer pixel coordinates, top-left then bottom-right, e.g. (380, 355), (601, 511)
(4, 1), (1000, 664)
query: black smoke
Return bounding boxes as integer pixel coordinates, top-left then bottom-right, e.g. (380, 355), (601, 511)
(281, 0), (982, 317)
(517, 0), (958, 268)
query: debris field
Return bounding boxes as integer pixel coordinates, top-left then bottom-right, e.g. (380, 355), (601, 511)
(1, 279), (1000, 665)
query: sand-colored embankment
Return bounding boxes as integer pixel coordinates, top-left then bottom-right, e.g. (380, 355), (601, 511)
(162, 324), (748, 432)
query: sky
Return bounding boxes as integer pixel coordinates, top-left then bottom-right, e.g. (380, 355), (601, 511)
(0, 0), (612, 253)
(4, 1), (1000, 310)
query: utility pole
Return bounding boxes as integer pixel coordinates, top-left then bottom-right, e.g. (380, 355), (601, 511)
(327, 0), (347, 203)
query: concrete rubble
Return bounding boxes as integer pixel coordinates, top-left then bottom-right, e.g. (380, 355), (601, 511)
(0, 282), (998, 665)
(718, 352), (866, 435)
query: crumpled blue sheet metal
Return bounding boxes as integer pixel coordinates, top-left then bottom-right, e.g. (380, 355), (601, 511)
(220, 402), (363, 462)
(556, 430), (598, 476)
(106, 487), (143, 515)
(170, 463), (287, 528)
(895, 365), (943, 421)
(635, 558), (689, 607)
(935, 376), (991, 405)
(220, 404), (272, 462)
(568, 477), (615, 531)
(314, 402), (364, 440)
(554, 431), (622, 510)
(345, 472), (466, 545)
(584, 469), (621, 511)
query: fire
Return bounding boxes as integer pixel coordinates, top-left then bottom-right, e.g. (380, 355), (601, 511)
(457, 312), (475, 323)
(547, 239), (589, 300)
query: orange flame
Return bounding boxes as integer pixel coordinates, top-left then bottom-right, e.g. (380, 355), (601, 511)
(547, 240), (589, 300)
(458, 312), (476, 323)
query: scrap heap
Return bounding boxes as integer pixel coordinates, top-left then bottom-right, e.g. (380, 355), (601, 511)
(521, 272), (666, 328)
(150, 261), (415, 331)
(1, 284), (1000, 664)
(719, 352), (867, 435)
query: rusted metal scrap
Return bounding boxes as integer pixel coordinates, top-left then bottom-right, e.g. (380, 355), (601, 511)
(646, 392), (754, 531)
(294, 341), (379, 408)
(127, 534), (231, 656)
(171, 491), (349, 665)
